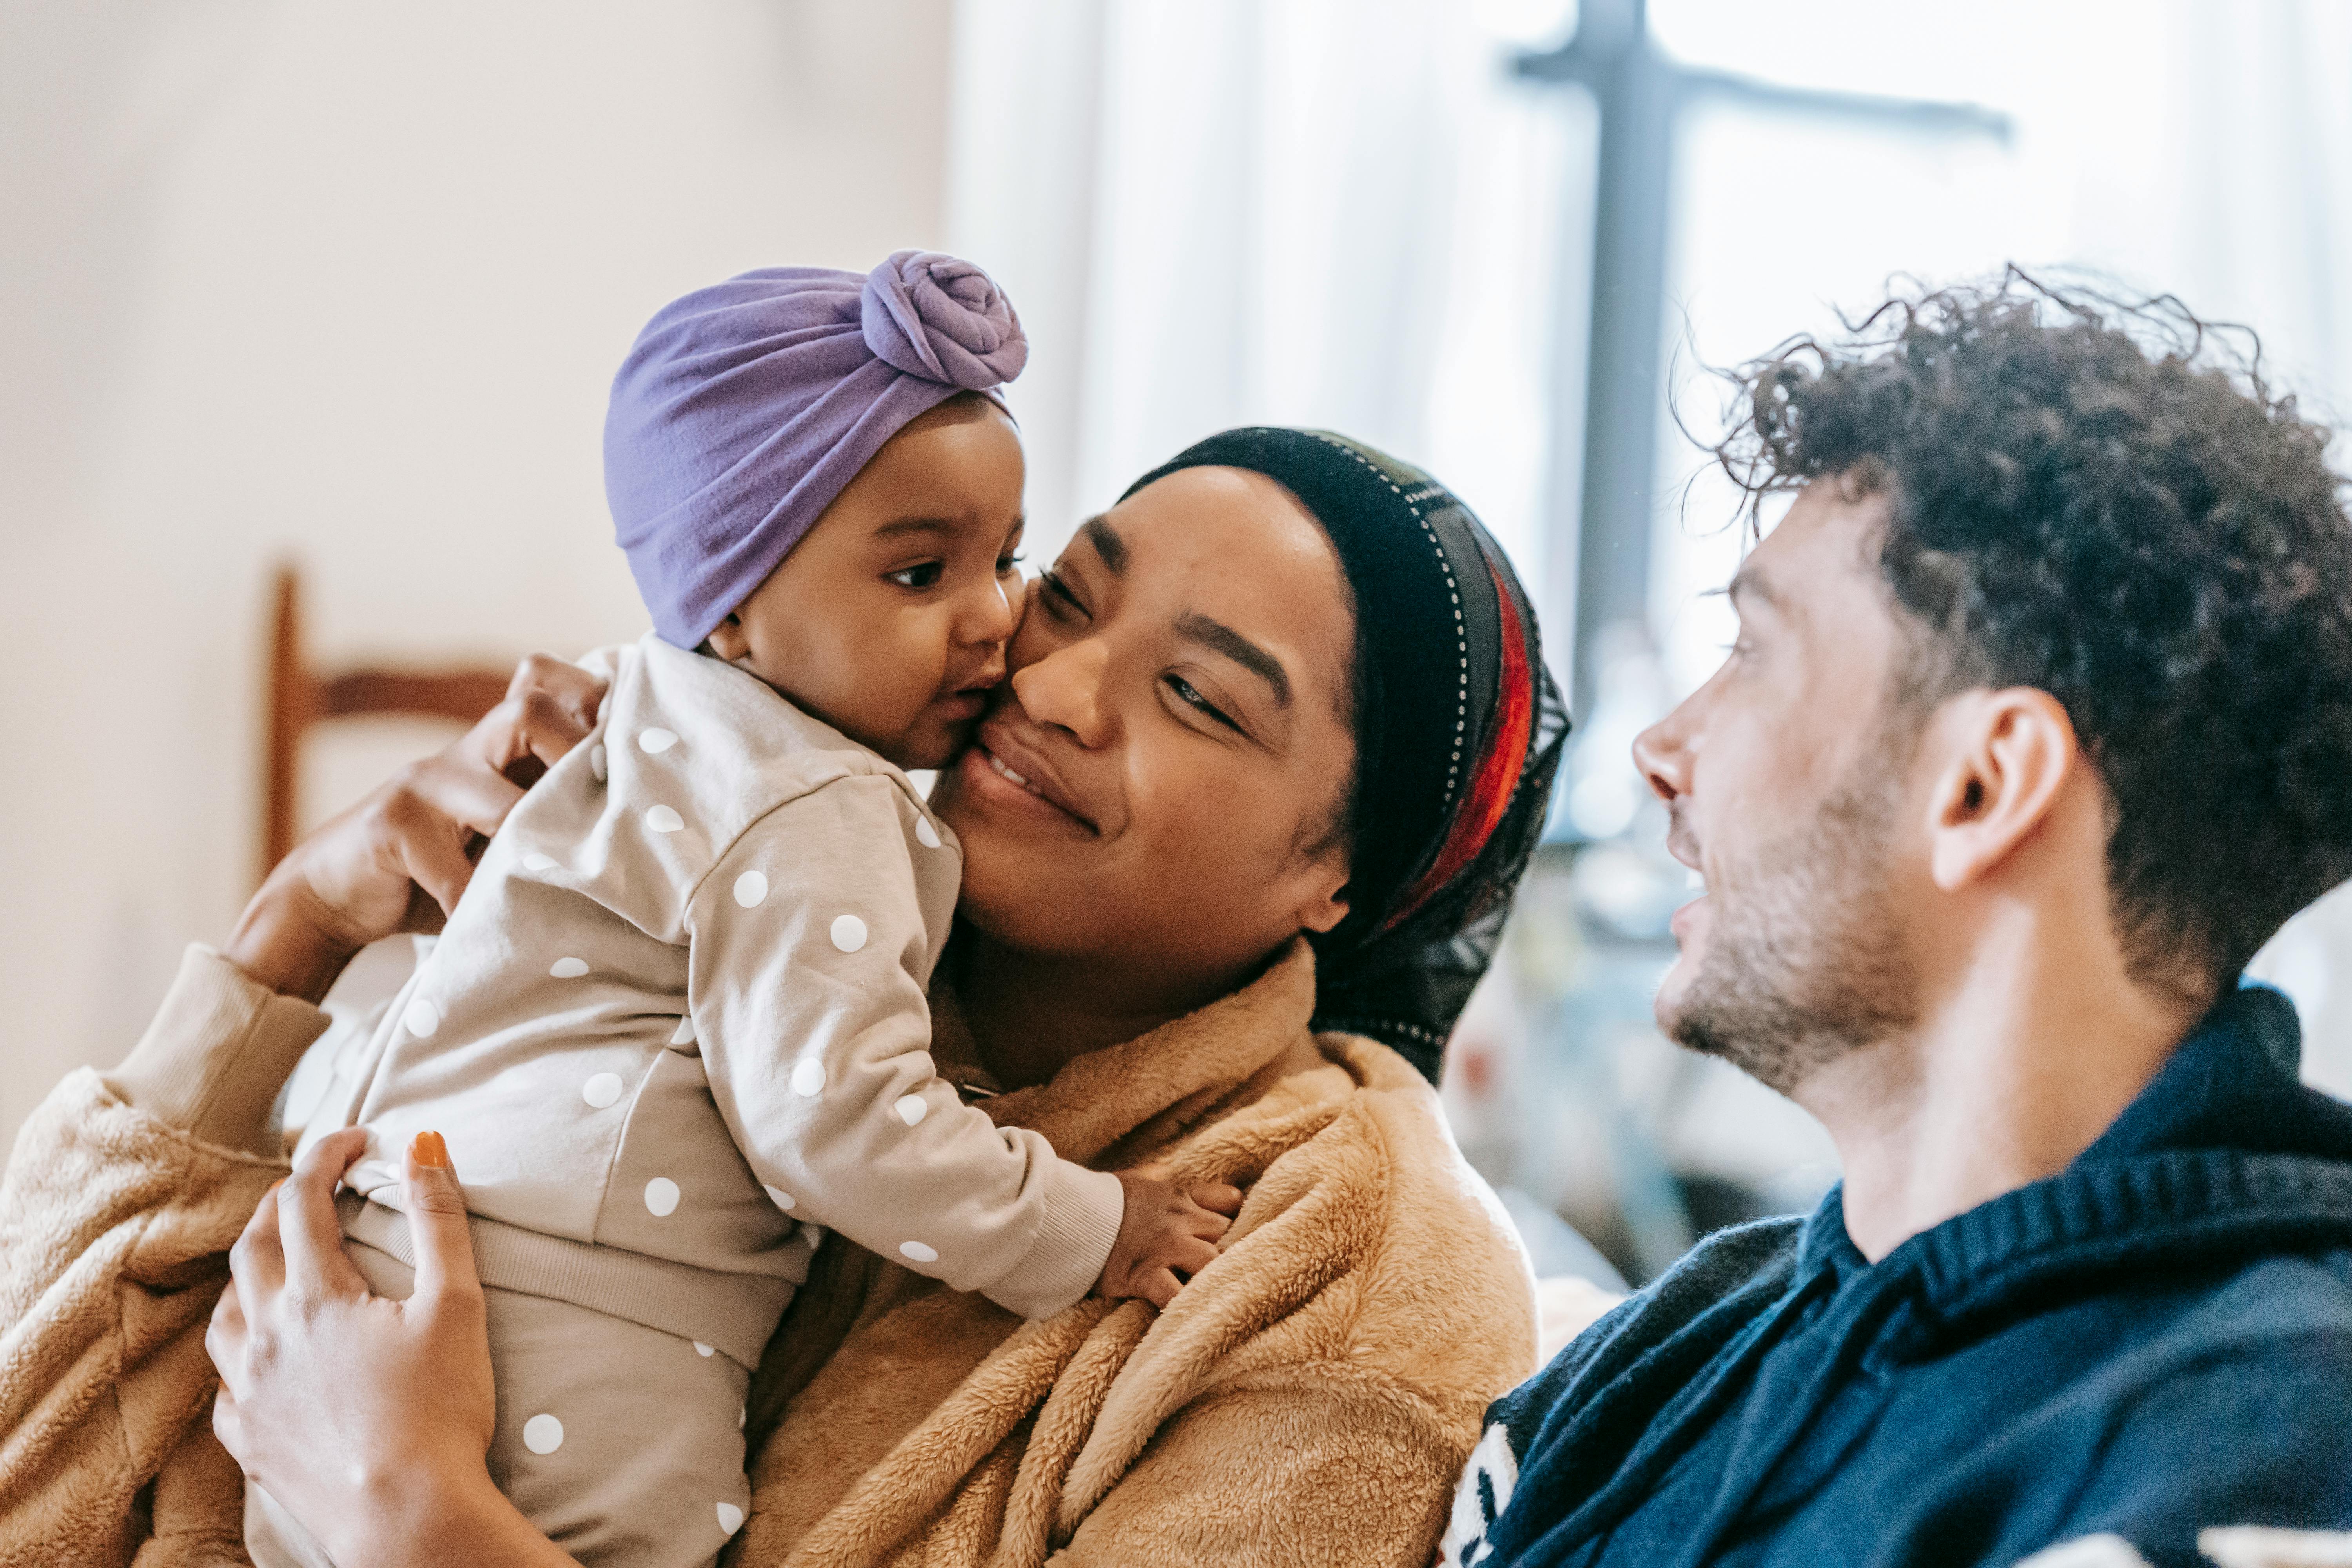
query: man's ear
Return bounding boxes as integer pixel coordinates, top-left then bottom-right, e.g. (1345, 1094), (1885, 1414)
(704, 613), (751, 664)
(1924, 687), (2078, 892)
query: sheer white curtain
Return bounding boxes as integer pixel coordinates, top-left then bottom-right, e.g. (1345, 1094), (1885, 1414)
(947, 0), (1581, 631)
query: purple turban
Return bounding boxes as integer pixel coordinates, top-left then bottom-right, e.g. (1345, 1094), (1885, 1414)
(606, 250), (1028, 647)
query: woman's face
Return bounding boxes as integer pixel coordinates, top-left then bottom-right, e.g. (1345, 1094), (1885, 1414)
(932, 466), (1358, 986)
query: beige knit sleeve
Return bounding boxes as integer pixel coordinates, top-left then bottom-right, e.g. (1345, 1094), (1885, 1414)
(0, 944), (328, 1568)
(686, 775), (1124, 1321)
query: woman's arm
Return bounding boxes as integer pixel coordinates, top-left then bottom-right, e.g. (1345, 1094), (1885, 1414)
(0, 655), (603, 1568)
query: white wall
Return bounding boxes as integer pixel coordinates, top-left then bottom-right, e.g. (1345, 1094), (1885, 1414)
(0, 1), (952, 1148)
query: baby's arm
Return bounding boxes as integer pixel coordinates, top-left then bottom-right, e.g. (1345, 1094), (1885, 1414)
(688, 774), (1126, 1319)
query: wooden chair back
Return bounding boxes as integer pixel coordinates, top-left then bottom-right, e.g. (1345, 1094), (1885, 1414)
(261, 564), (514, 883)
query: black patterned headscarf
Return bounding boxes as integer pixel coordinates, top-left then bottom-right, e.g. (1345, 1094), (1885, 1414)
(1122, 428), (1570, 1084)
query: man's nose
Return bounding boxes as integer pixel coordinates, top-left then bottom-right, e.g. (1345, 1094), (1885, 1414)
(1632, 704), (1692, 806)
(1009, 637), (1112, 748)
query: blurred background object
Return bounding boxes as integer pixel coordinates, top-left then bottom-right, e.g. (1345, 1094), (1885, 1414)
(6, 0), (2349, 1284)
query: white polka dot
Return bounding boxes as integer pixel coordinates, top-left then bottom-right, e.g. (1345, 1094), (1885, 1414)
(829, 914), (868, 953)
(644, 1177), (680, 1216)
(581, 1072), (623, 1109)
(550, 956), (589, 979)
(670, 1014), (697, 1046)
(638, 727), (678, 754)
(693, 1340), (714, 1357)
(733, 870), (768, 908)
(915, 817), (942, 849)
(893, 1093), (928, 1127)
(762, 1184), (797, 1210)
(645, 804), (684, 834)
(717, 1502), (745, 1536)
(523, 1414), (563, 1454)
(402, 998), (439, 1038)
(898, 1240), (938, 1264)
(789, 1058), (824, 1097)
(522, 851), (557, 872)
(590, 744), (607, 782)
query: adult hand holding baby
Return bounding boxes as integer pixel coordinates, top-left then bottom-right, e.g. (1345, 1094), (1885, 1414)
(223, 654), (607, 1004)
(209, 1129), (581, 1568)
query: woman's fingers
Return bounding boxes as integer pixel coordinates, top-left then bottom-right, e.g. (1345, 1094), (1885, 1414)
(402, 1132), (484, 1312)
(206, 1267), (249, 1388)
(228, 1177), (289, 1298)
(474, 655), (606, 786)
(276, 1129), (372, 1298)
(210, 1383), (246, 1469)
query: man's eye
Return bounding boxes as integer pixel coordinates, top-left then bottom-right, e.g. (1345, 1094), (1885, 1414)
(997, 551), (1026, 575)
(887, 563), (945, 590)
(1165, 674), (1240, 732)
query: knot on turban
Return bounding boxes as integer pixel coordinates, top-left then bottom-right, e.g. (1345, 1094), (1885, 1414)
(862, 250), (1028, 388)
(606, 252), (1027, 648)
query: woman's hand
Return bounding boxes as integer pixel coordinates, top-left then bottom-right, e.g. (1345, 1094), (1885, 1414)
(209, 1129), (581, 1568)
(225, 655), (606, 1002)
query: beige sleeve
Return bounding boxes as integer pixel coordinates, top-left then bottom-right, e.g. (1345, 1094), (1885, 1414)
(687, 775), (1123, 1321)
(0, 945), (326, 1568)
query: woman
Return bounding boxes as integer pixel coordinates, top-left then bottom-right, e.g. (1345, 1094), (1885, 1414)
(0, 428), (1566, 1566)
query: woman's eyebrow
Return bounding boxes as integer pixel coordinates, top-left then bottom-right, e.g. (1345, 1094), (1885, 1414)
(1174, 610), (1290, 708)
(1080, 515), (1127, 574)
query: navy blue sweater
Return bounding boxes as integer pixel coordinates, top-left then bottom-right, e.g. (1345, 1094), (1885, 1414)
(1448, 983), (2352, 1568)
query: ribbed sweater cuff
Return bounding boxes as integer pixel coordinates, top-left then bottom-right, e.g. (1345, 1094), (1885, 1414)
(103, 944), (332, 1159)
(984, 1161), (1127, 1321)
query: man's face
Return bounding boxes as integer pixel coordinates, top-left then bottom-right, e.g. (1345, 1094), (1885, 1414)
(1632, 481), (1933, 1095)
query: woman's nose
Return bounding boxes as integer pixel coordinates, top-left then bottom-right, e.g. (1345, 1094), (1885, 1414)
(1009, 638), (1112, 748)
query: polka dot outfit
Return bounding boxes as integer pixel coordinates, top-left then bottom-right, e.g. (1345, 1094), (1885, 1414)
(244, 1234), (755, 1568)
(261, 636), (1127, 1568)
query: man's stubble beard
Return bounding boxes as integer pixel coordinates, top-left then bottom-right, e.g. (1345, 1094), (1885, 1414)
(1664, 759), (1921, 1098)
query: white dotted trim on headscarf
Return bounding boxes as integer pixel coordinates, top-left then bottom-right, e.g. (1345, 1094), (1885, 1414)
(1307, 433), (1473, 815)
(1316, 1014), (1449, 1049)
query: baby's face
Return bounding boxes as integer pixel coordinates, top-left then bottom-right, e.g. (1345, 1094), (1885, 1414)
(706, 394), (1025, 769)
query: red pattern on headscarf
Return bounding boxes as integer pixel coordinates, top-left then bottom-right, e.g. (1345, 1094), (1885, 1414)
(1380, 548), (1537, 933)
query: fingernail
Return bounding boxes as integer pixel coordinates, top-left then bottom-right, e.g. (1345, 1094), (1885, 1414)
(411, 1131), (449, 1169)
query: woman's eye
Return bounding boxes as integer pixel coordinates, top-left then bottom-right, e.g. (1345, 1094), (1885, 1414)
(997, 551), (1026, 575)
(887, 563), (945, 591)
(1165, 673), (1240, 732)
(1038, 569), (1086, 617)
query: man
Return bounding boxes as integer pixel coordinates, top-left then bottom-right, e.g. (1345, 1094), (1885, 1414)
(1446, 276), (2352, 1568)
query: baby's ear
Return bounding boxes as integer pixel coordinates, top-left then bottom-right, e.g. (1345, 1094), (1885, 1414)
(704, 613), (751, 663)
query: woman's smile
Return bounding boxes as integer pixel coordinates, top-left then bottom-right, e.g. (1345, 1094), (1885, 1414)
(955, 730), (1101, 834)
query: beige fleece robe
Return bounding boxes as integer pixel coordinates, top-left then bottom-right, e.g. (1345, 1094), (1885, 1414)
(0, 939), (1538, 1568)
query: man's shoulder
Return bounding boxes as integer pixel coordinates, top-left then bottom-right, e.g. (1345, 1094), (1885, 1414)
(1489, 1214), (1808, 1432)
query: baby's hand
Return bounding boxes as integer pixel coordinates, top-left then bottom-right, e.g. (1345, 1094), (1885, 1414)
(1094, 1166), (1245, 1310)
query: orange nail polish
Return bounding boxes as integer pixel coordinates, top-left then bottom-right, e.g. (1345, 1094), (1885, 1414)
(411, 1131), (450, 1169)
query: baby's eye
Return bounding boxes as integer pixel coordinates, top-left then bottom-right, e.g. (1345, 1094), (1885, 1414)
(887, 562), (945, 591)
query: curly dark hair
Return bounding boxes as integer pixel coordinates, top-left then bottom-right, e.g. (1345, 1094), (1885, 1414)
(1711, 268), (2352, 998)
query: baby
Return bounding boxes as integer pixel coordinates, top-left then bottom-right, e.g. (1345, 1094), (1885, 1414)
(246, 254), (1231, 1568)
